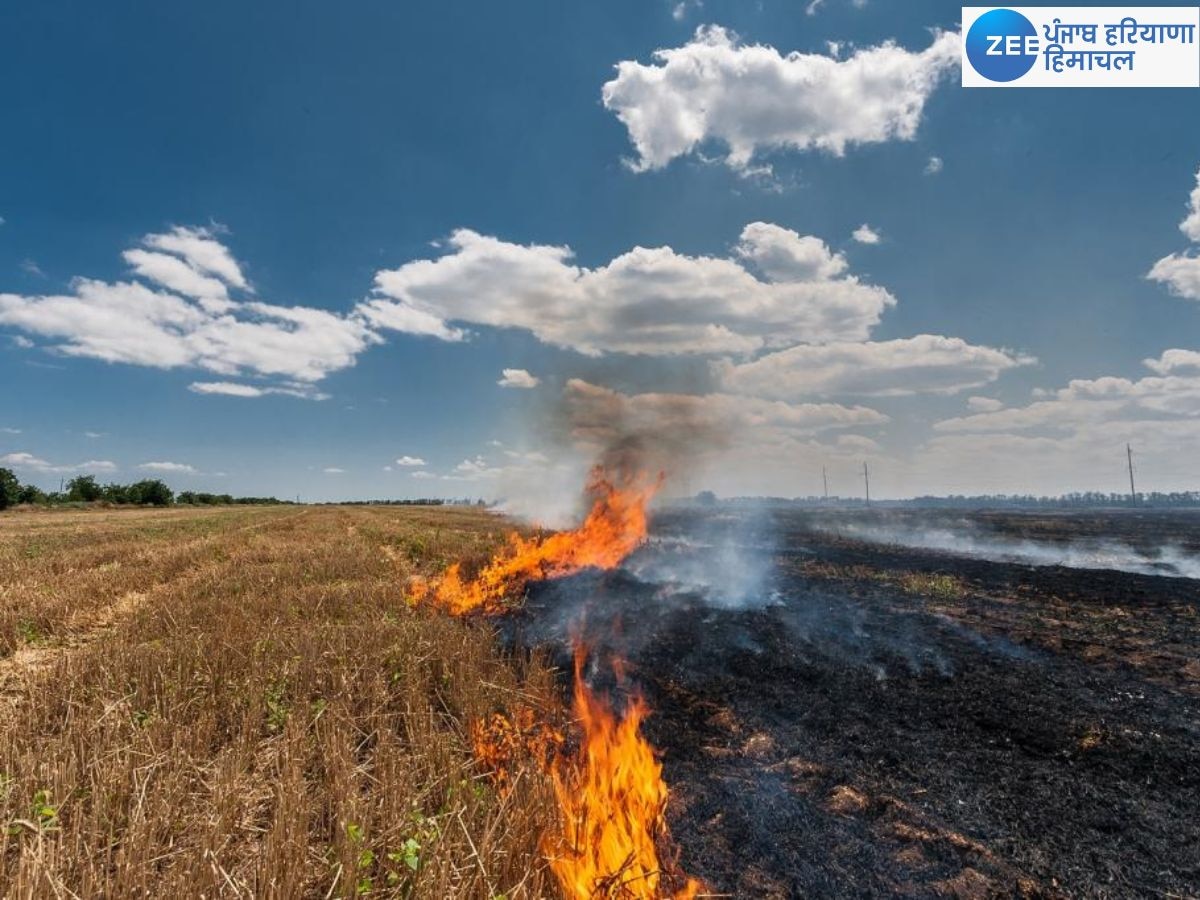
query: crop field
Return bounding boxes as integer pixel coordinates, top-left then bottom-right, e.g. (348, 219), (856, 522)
(3, 503), (1199, 899)
(0, 505), (563, 899)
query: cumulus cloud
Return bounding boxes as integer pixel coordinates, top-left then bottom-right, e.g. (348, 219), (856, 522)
(1148, 166), (1200, 300)
(935, 364), (1200, 435)
(0, 227), (378, 395)
(363, 224), (894, 356)
(0, 452), (116, 474)
(395, 455), (427, 467)
(497, 367), (540, 389)
(138, 461), (197, 474)
(601, 25), (959, 172)
(852, 224), (881, 245)
(1, 427), (21, 435)
(1147, 253), (1200, 300)
(924, 155), (944, 175)
(1144, 348), (1200, 375)
(714, 335), (1033, 399)
(323, 467), (345, 475)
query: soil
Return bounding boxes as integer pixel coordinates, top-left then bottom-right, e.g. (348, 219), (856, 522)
(507, 508), (1200, 899)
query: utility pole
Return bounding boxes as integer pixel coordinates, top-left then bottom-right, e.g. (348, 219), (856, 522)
(863, 461), (871, 508)
(1126, 443), (1137, 504)
(822, 466), (829, 502)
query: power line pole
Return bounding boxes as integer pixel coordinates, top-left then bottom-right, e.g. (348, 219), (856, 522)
(1126, 443), (1137, 503)
(863, 461), (870, 508)
(822, 466), (829, 502)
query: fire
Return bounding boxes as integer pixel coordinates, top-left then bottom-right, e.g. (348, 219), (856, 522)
(414, 466), (661, 615)
(470, 706), (563, 796)
(544, 647), (703, 900)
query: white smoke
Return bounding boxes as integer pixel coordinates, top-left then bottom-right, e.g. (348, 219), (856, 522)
(826, 520), (1200, 580)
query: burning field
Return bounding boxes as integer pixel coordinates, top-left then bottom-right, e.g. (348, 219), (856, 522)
(413, 474), (1200, 898)
(1, 491), (1198, 898)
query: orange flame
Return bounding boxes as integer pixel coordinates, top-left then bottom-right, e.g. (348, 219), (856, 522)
(414, 466), (662, 615)
(470, 707), (564, 796)
(544, 647), (703, 900)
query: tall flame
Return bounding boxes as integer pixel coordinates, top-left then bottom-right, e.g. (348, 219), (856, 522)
(413, 466), (661, 615)
(544, 647), (703, 900)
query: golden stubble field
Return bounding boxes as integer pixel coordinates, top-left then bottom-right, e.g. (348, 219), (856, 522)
(0, 505), (564, 899)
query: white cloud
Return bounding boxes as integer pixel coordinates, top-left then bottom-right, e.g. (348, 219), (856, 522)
(10, 335), (34, 349)
(1144, 348), (1200, 375)
(0, 452), (116, 474)
(966, 396), (1004, 413)
(138, 461), (197, 474)
(1147, 252), (1200, 300)
(924, 155), (944, 175)
(83, 431), (105, 438)
(363, 224), (894, 356)
(601, 25), (959, 172)
(852, 224), (881, 245)
(143, 226), (249, 291)
(20, 260), (44, 278)
(395, 455), (427, 467)
(671, 1), (700, 21)
(323, 467), (345, 474)
(714, 335), (1033, 399)
(410, 471), (437, 480)
(122, 249), (232, 309)
(935, 365), (1200, 435)
(497, 367), (540, 388)
(1148, 166), (1200, 300)
(188, 381), (330, 400)
(0, 227), (378, 392)
(1, 427), (21, 435)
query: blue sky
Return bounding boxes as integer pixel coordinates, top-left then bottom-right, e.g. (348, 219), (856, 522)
(2, 0), (1200, 504)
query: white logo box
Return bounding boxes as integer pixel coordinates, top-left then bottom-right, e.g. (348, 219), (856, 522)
(962, 6), (1200, 87)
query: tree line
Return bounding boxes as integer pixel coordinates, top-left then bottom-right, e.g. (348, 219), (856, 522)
(0, 470), (286, 510)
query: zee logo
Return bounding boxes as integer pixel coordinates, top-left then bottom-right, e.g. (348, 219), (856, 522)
(985, 34), (1040, 56)
(966, 9), (1040, 81)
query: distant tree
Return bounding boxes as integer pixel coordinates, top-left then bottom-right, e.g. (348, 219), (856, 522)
(126, 479), (173, 506)
(0, 468), (20, 509)
(177, 491), (198, 505)
(695, 490), (717, 507)
(101, 482), (130, 504)
(66, 474), (102, 503)
(17, 483), (47, 505)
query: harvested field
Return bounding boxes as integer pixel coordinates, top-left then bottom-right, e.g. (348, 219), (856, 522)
(0, 505), (561, 899)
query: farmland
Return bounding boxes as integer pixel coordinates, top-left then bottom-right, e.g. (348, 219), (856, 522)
(0, 505), (561, 898)
(3, 503), (1200, 898)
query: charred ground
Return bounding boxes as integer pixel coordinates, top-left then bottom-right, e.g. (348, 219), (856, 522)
(508, 508), (1200, 899)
